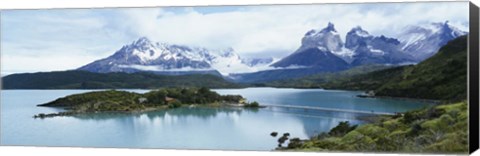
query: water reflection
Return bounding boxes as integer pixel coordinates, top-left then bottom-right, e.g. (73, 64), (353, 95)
(69, 107), (258, 121)
(68, 106), (363, 139)
(261, 107), (366, 137)
(2, 89), (428, 150)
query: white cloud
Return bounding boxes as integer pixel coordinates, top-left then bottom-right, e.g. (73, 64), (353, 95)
(1, 54), (100, 75)
(0, 9), (134, 75)
(117, 2), (468, 58)
(1, 2), (469, 74)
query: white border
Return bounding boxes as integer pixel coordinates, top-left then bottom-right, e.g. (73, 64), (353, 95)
(0, 0), (478, 156)
(0, 0), (469, 10)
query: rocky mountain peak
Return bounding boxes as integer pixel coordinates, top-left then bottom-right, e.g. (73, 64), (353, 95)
(321, 22), (337, 33)
(398, 21), (467, 61)
(132, 37), (154, 48)
(345, 26), (372, 49)
(300, 22), (343, 52)
(349, 26), (370, 37)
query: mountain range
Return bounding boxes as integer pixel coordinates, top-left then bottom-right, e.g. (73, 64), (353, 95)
(324, 35), (468, 101)
(73, 21), (467, 82)
(266, 34), (467, 101)
(398, 21), (467, 61)
(232, 22), (465, 82)
(78, 37), (273, 76)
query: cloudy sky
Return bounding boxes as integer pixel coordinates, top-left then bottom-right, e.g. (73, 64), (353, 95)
(0, 1), (469, 75)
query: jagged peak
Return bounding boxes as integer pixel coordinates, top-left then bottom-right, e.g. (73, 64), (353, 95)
(133, 37), (152, 45)
(401, 21), (463, 34)
(128, 37), (159, 51)
(320, 22), (337, 33)
(440, 20), (456, 31)
(435, 20), (450, 28)
(429, 20), (452, 30)
(304, 29), (316, 36)
(351, 26), (365, 32)
(429, 21), (464, 31)
(375, 35), (400, 45)
(348, 26), (370, 37)
(444, 20), (450, 25)
(305, 22), (338, 36)
(352, 26), (363, 31)
(220, 47), (237, 57)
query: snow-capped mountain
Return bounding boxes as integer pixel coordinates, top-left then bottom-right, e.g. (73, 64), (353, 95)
(398, 21), (467, 61)
(345, 26), (373, 49)
(273, 21), (464, 69)
(271, 23), (417, 69)
(78, 37), (269, 75)
(299, 22), (344, 52)
(271, 22), (350, 71)
(78, 21), (467, 82)
(297, 22), (355, 62)
(345, 26), (416, 66)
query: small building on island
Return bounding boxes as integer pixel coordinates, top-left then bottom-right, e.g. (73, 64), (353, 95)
(165, 96), (176, 104)
(138, 97), (148, 104)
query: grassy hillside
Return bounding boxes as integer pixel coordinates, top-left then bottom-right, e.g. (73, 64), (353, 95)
(373, 36), (467, 101)
(282, 102), (468, 154)
(2, 70), (242, 89)
(321, 65), (408, 91)
(265, 64), (393, 88)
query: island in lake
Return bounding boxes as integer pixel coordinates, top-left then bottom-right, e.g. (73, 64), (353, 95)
(34, 87), (261, 119)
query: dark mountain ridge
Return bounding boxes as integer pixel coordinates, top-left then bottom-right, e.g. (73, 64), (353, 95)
(2, 70), (241, 89)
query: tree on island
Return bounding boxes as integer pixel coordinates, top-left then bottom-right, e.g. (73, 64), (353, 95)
(244, 101), (260, 108)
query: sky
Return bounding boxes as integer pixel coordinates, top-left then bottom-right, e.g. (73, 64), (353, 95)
(0, 1), (469, 75)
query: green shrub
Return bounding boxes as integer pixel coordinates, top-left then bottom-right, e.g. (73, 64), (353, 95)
(355, 125), (388, 140)
(340, 130), (375, 151)
(425, 131), (468, 153)
(244, 101), (260, 108)
(309, 137), (340, 149)
(287, 138), (303, 148)
(168, 101), (182, 109)
(328, 121), (357, 137)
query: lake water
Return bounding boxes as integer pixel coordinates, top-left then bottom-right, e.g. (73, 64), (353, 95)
(0, 88), (430, 150)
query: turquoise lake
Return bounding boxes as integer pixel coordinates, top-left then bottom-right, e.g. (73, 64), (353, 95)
(0, 88), (430, 150)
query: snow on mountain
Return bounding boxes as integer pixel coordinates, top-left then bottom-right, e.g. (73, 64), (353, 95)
(349, 34), (416, 66)
(345, 26), (374, 49)
(299, 22), (347, 57)
(398, 21), (467, 61)
(292, 22), (355, 63)
(209, 49), (253, 75)
(78, 37), (270, 76)
(78, 21), (467, 79)
(301, 22), (343, 51)
(241, 57), (274, 67)
(273, 23), (417, 69)
(271, 23), (350, 71)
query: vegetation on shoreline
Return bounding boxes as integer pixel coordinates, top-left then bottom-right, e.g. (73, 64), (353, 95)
(280, 102), (468, 153)
(269, 36), (469, 153)
(327, 36), (467, 101)
(35, 87), (259, 118)
(265, 64), (393, 88)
